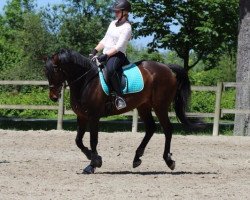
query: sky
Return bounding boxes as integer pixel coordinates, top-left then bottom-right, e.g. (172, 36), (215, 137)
(0, 0), (160, 51)
(0, 0), (62, 9)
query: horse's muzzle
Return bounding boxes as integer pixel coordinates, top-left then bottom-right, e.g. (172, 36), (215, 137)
(50, 96), (59, 102)
(49, 90), (60, 102)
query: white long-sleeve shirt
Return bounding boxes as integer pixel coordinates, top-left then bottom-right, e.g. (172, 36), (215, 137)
(100, 20), (132, 55)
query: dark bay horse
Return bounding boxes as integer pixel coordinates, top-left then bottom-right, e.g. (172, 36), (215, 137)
(44, 49), (200, 174)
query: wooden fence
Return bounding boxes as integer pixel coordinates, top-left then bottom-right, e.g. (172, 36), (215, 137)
(0, 80), (249, 136)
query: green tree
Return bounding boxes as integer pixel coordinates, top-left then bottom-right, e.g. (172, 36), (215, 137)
(14, 12), (54, 79)
(0, 0), (49, 80)
(0, 0), (35, 77)
(41, 0), (113, 55)
(165, 51), (184, 66)
(3, 0), (34, 30)
(127, 44), (165, 63)
(0, 0), (115, 80)
(132, 0), (238, 70)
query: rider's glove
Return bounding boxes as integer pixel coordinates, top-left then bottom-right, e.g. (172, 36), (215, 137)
(89, 49), (98, 59)
(97, 54), (108, 63)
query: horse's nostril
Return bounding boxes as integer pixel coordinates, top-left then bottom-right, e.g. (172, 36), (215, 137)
(50, 95), (59, 102)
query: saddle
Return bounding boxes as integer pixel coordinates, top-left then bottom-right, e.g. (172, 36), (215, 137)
(98, 63), (144, 96)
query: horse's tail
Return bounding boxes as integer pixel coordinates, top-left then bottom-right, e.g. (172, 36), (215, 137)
(168, 64), (204, 129)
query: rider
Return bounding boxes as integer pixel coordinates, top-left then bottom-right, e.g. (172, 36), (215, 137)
(89, 0), (132, 110)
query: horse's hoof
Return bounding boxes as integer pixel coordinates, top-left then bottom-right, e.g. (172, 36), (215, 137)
(164, 153), (175, 170)
(167, 160), (175, 170)
(91, 155), (102, 168)
(83, 165), (96, 174)
(133, 159), (142, 168)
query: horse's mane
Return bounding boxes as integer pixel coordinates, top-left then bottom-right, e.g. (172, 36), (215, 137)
(57, 49), (96, 69)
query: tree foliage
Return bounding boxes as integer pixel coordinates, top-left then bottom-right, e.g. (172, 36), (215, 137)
(127, 44), (166, 63)
(0, 0), (238, 82)
(41, 0), (113, 55)
(0, 0), (36, 79)
(0, 0), (113, 79)
(132, 0), (239, 70)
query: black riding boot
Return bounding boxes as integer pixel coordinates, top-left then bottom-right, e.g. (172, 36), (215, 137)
(110, 73), (126, 110)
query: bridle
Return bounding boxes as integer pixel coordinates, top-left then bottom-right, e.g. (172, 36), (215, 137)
(48, 63), (64, 90)
(48, 56), (100, 89)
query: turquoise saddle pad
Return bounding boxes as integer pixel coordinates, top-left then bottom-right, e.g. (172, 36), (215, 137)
(99, 63), (144, 95)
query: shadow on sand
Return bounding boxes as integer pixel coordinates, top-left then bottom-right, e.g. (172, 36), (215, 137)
(79, 170), (218, 176)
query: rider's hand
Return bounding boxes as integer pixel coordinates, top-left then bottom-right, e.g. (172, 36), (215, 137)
(97, 54), (108, 63)
(89, 49), (98, 59)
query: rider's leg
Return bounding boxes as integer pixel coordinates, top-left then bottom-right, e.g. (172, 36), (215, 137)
(106, 52), (127, 110)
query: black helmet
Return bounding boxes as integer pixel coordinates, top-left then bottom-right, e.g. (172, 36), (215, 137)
(113, 0), (131, 12)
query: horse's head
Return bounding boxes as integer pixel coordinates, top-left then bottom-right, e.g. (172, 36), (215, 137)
(44, 54), (65, 102)
(44, 49), (98, 101)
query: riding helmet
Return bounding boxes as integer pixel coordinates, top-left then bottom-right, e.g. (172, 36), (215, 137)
(113, 0), (132, 12)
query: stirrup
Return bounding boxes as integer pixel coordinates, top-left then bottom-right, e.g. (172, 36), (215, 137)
(115, 96), (126, 110)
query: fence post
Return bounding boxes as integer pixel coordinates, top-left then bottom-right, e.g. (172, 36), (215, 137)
(57, 85), (65, 130)
(212, 82), (223, 136)
(132, 109), (138, 133)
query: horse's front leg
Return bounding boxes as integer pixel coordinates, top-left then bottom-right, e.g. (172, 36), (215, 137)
(75, 116), (92, 160)
(83, 118), (102, 174)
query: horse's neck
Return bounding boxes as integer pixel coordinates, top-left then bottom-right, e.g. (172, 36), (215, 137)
(64, 59), (99, 107)
(68, 66), (99, 101)
(69, 85), (83, 108)
(68, 76), (100, 116)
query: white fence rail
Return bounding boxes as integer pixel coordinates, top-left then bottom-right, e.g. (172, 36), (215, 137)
(0, 81), (249, 135)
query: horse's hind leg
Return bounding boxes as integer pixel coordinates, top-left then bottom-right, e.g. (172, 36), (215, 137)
(75, 116), (91, 160)
(133, 105), (156, 168)
(153, 107), (175, 170)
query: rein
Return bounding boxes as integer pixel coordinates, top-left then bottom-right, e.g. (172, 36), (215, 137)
(66, 64), (99, 90)
(67, 66), (95, 87)
(66, 57), (100, 87)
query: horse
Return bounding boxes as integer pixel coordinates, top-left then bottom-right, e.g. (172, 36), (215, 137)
(44, 48), (201, 174)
